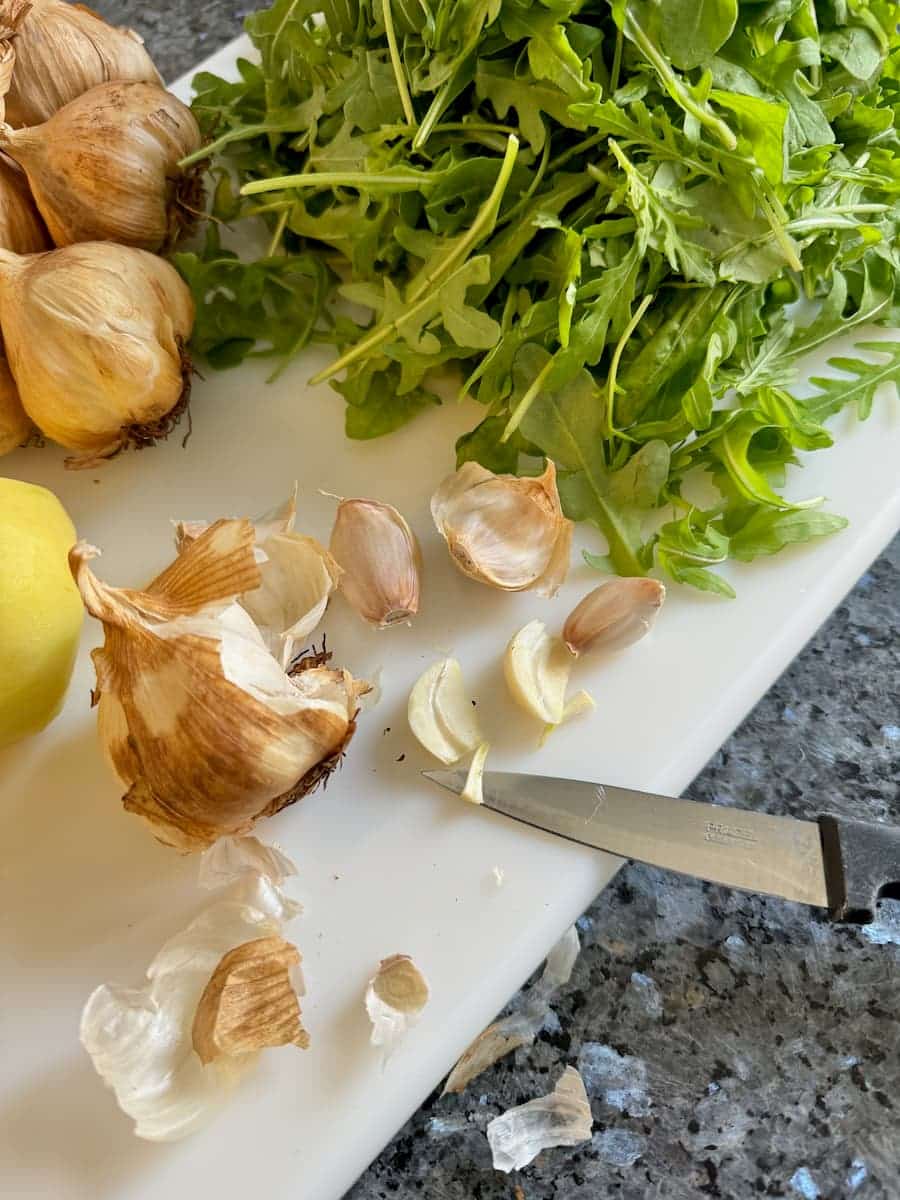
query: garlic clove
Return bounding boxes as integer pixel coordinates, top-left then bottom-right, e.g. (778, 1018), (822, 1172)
(563, 578), (666, 656)
(71, 519), (367, 851)
(365, 954), (430, 1058)
(431, 461), (573, 595)
(407, 657), (484, 764)
(329, 497), (422, 628)
(0, 0), (28, 124)
(192, 935), (310, 1066)
(504, 620), (574, 726)
(0, 155), (52, 253)
(461, 741), (490, 805)
(0, 350), (33, 454)
(487, 1067), (593, 1172)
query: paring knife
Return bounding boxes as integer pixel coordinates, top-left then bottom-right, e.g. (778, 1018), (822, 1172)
(423, 770), (900, 923)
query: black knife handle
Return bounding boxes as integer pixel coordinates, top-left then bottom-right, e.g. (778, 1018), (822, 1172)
(819, 815), (900, 923)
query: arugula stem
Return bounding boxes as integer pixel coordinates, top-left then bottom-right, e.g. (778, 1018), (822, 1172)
(180, 119), (303, 167)
(610, 26), (624, 96)
(547, 132), (608, 174)
(500, 353), (557, 441)
(266, 208), (290, 257)
(382, 0), (417, 127)
(756, 190), (803, 273)
(606, 293), (653, 436)
(242, 170), (435, 194)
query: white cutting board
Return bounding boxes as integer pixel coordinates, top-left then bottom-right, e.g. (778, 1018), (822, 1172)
(1, 36), (898, 1200)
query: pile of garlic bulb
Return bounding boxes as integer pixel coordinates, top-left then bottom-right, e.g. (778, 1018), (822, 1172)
(0, 0), (201, 464)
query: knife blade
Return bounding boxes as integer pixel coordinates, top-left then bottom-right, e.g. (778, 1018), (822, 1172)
(423, 769), (900, 923)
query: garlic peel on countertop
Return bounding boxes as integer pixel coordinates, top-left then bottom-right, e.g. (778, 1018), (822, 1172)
(366, 954), (430, 1060)
(408, 657), (484, 764)
(71, 518), (367, 852)
(487, 1066), (592, 1172)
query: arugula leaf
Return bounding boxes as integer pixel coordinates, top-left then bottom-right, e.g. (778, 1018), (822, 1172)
(805, 339), (900, 421)
(655, 511), (736, 597)
(727, 506), (849, 561)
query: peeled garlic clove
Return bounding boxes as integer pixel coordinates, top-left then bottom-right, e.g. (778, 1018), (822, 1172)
(0, 350), (33, 454)
(504, 620), (574, 726)
(71, 518), (367, 851)
(487, 1066), (593, 1172)
(365, 954), (429, 1057)
(431, 461), (573, 595)
(5, 0), (161, 128)
(563, 578), (666, 656)
(329, 497), (422, 628)
(461, 742), (490, 805)
(408, 657), (484, 764)
(0, 242), (194, 461)
(192, 935), (310, 1065)
(0, 81), (202, 251)
(0, 154), (51, 253)
(81, 850), (300, 1142)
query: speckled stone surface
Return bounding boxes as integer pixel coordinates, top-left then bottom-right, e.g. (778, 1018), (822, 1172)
(97, 5), (900, 1195)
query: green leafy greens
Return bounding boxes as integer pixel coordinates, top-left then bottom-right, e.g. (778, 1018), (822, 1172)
(174, 0), (900, 594)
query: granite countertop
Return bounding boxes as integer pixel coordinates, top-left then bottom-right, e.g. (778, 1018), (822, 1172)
(98, 6), (900, 1195)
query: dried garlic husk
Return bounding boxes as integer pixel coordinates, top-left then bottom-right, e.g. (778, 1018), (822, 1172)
(431, 461), (573, 595)
(198, 835), (299, 899)
(504, 619), (575, 726)
(0, 81), (202, 250)
(461, 742), (490, 805)
(192, 935), (309, 1064)
(563, 578), (666, 657)
(0, 154), (51, 252)
(176, 492), (341, 669)
(71, 518), (367, 851)
(0, 242), (194, 462)
(81, 849), (302, 1142)
(487, 1066), (593, 1172)
(366, 954), (430, 1058)
(0, 349), (32, 454)
(4, 0), (161, 128)
(329, 497), (421, 628)
(408, 657), (484, 764)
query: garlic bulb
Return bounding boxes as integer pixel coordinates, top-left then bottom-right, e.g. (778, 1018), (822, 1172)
(0, 242), (194, 462)
(504, 619), (575, 726)
(431, 461), (573, 595)
(0, 155), (52, 252)
(70, 518), (367, 852)
(4, 0), (160, 128)
(0, 81), (203, 250)
(563, 578), (666, 656)
(365, 954), (430, 1059)
(407, 657), (484, 764)
(0, 349), (31, 453)
(329, 497), (421, 628)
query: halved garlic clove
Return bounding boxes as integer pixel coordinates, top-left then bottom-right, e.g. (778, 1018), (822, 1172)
(408, 657), (484, 764)
(431, 461), (573, 595)
(563, 578), (666, 657)
(192, 935), (309, 1065)
(461, 742), (490, 805)
(487, 1067), (593, 1172)
(329, 497), (422, 628)
(504, 620), (574, 726)
(540, 689), (596, 745)
(365, 954), (430, 1058)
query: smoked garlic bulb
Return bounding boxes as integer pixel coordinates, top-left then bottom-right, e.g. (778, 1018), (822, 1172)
(0, 242), (194, 463)
(0, 155), (51, 252)
(0, 82), (203, 250)
(3, 0), (160, 128)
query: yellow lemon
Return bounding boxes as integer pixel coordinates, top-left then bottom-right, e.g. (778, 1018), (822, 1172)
(0, 478), (83, 747)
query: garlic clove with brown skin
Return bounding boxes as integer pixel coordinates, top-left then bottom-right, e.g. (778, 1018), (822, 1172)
(70, 518), (368, 852)
(0, 81), (203, 251)
(0, 241), (194, 462)
(0, 0), (29, 124)
(431, 461), (573, 595)
(563, 578), (666, 657)
(0, 155), (52, 253)
(4, 0), (161, 128)
(329, 497), (422, 628)
(0, 349), (33, 454)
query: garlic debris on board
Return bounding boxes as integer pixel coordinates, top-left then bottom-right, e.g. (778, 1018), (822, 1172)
(0, 241), (194, 463)
(0, 351), (32, 454)
(176, 491), (341, 669)
(563, 578), (666, 656)
(70, 518), (367, 852)
(329, 497), (421, 628)
(81, 844), (304, 1142)
(0, 81), (203, 250)
(431, 461), (573, 595)
(0, 155), (52, 252)
(461, 741), (490, 805)
(504, 619), (576, 726)
(3, 0), (161, 128)
(365, 954), (430, 1059)
(487, 1066), (593, 1172)
(408, 657), (484, 764)
(198, 835), (299, 899)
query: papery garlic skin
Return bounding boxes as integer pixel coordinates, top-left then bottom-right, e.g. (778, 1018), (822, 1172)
(408, 657), (484, 764)
(0, 352), (32, 454)
(504, 620), (574, 726)
(5, 0), (161, 128)
(487, 1067), (592, 1172)
(0, 82), (202, 251)
(0, 242), (194, 461)
(563, 578), (666, 656)
(330, 498), (422, 628)
(0, 155), (51, 253)
(366, 954), (430, 1059)
(71, 519), (367, 852)
(431, 461), (573, 595)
